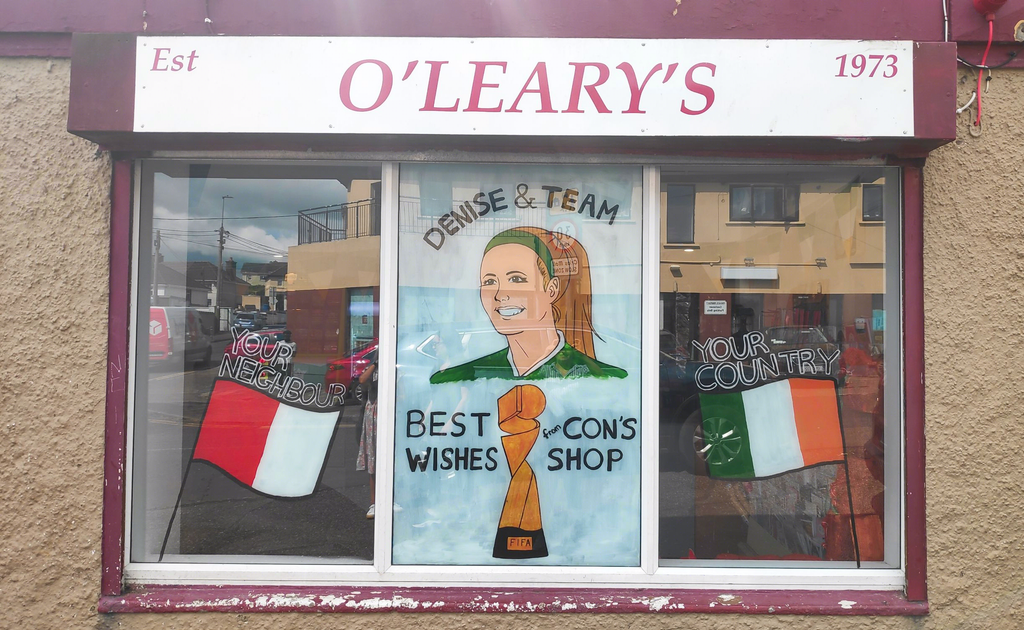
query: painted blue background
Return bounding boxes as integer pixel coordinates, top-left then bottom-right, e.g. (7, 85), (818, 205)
(393, 164), (642, 566)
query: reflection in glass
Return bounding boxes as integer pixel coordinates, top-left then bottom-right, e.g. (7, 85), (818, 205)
(665, 185), (695, 244)
(659, 167), (897, 566)
(131, 163), (381, 563)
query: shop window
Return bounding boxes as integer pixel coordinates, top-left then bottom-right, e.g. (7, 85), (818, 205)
(124, 160), (903, 592)
(862, 184), (884, 221)
(729, 184), (800, 222)
(395, 163), (642, 566)
(130, 162), (382, 565)
(660, 166), (900, 571)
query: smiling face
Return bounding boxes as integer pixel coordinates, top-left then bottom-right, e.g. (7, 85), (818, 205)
(480, 243), (559, 337)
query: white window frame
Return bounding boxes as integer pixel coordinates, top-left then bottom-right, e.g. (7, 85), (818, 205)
(123, 156), (905, 591)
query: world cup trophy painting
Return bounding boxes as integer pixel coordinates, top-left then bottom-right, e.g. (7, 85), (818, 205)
(493, 384), (548, 559)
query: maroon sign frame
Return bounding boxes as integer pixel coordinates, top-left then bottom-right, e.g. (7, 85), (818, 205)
(68, 34), (955, 156)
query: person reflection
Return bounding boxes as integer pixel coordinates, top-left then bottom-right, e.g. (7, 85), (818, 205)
(430, 226), (626, 383)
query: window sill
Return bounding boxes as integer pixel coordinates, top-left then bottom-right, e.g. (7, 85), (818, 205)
(99, 586), (928, 615)
(726, 221), (805, 227)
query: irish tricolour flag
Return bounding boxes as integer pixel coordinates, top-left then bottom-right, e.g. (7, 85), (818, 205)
(698, 378), (846, 479)
(192, 379), (341, 497)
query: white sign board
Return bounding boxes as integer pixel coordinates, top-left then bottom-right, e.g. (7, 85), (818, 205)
(134, 37), (914, 137)
(704, 300), (728, 315)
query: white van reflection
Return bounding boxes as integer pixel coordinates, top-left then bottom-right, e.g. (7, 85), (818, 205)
(149, 306), (214, 368)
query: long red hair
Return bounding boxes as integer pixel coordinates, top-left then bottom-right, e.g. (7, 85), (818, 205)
(484, 227), (596, 359)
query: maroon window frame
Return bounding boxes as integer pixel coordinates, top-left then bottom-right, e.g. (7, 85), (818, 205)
(98, 157), (927, 615)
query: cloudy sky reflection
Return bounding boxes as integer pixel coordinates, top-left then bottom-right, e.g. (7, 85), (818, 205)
(152, 174), (349, 265)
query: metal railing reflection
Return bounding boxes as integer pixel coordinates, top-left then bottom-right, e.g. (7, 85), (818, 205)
(297, 199), (380, 244)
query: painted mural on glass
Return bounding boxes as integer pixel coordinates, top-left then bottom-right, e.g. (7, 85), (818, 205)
(393, 164), (643, 565)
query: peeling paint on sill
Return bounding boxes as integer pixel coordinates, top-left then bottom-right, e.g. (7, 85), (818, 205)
(344, 595), (421, 610)
(628, 595), (683, 612)
(99, 587), (927, 616)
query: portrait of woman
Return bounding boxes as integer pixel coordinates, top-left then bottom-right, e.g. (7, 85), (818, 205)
(430, 226), (627, 383)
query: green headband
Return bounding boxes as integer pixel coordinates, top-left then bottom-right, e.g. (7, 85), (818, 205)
(483, 229), (556, 279)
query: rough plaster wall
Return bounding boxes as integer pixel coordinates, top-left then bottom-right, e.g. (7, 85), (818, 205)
(915, 68), (1024, 629)
(2, 58), (1022, 629)
(0, 58), (111, 627)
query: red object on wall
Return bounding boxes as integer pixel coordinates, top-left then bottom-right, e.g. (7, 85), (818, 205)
(973, 0), (1008, 15)
(951, 0), (1024, 43)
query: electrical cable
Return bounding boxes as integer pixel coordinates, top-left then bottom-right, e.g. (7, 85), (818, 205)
(154, 213), (303, 222)
(224, 230), (288, 250)
(160, 232), (288, 259)
(226, 242), (284, 257)
(224, 234), (288, 257)
(976, 19), (995, 126)
(220, 244), (286, 256)
(225, 232), (283, 249)
(153, 201), (354, 222)
(160, 234), (285, 257)
(956, 90), (977, 115)
(957, 24), (1023, 70)
(159, 235), (220, 249)
(943, 0), (950, 41)
(957, 46), (1023, 70)
(155, 228), (218, 236)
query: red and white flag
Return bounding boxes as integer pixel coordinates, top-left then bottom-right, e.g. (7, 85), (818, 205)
(192, 379), (341, 497)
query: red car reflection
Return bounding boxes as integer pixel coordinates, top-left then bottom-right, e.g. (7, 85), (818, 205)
(325, 340), (378, 400)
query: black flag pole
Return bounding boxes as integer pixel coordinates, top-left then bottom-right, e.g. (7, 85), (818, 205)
(158, 375), (224, 561)
(842, 458), (862, 568)
(158, 456), (196, 561)
(833, 379), (861, 568)
(158, 389), (216, 562)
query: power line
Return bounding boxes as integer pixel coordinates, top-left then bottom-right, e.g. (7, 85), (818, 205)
(154, 213), (303, 222)
(226, 232), (285, 249)
(156, 228), (218, 236)
(161, 234), (286, 257)
(224, 233), (289, 256)
(152, 202), (350, 222)
(160, 235), (219, 248)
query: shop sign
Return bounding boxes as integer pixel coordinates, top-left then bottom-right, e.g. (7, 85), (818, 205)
(704, 299), (728, 315)
(134, 37), (914, 137)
